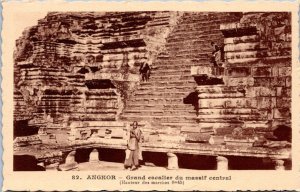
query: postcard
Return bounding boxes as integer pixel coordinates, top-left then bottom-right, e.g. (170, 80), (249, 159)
(2, 1), (300, 191)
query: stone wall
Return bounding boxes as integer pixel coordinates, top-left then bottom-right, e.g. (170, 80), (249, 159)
(14, 12), (291, 153)
(14, 12), (180, 145)
(195, 12), (291, 145)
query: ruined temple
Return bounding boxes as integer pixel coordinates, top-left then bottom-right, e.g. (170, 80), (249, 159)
(14, 12), (291, 171)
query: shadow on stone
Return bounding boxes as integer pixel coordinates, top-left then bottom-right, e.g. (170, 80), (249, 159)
(273, 125), (291, 142)
(14, 155), (45, 171)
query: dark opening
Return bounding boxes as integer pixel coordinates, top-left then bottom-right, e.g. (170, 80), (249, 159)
(98, 148), (125, 163)
(227, 156), (274, 170)
(194, 75), (224, 85)
(75, 148), (94, 163)
(142, 151), (168, 167)
(77, 67), (90, 74)
(14, 155), (45, 171)
(273, 125), (291, 142)
(56, 39), (77, 44)
(183, 91), (199, 114)
(177, 154), (216, 170)
(14, 120), (39, 138)
(85, 79), (116, 89)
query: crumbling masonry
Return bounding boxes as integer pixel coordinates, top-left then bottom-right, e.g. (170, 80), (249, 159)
(14, 12), (291, 170)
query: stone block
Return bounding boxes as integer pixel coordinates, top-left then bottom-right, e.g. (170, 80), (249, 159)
(209, 136), (225, 145)
(181, 126), (201, 133)
(253, 77), (271, 87)
(243, 121), (269, 129)
(223, 35), (259, 44)
(159, 134), (185, 143)
(274, 108), (290, 119)
(276, 87), (291, 97)
(285, 76), (291, 87)
(215, 127), (236, 135)
(225, 77), (254, 87)
(272, 66), (279, 76)
(227, 57), (259, 64)
(224, 42), (259, 52)
(225, 51), (258, 60)
(191, 66), (212, 76)
(278, 67), (291, 76)
(256, 97), (272, 109)
(271, 119), (291, 129)
(227, 67), (251, 77)
(110, 128), (125, 139)
(247, 87), (276, 97)
(252, 67), (272, 77)
(276, 97), (291, 108)
(270, 77), (286, 87)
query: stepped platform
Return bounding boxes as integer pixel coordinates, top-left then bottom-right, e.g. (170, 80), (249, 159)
(14, 12), (291, 170)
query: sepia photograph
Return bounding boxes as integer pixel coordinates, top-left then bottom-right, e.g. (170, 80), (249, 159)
(13, 11), (292, 171)
(2, 1), (299, 191)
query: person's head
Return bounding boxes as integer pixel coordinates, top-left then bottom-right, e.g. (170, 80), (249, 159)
(132, 121), (138, 129)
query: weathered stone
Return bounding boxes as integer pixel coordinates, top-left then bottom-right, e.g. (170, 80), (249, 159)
(209, 136), (225, 145)
(216, 156), (228, 170)
(167, 153), (179, 170)
(273, 159), (285, 170)
(274, 108), (290, 119)
(253, 67), (272, 77)
(89, 149), (100, 162)
(223, 35), (259, 45)
(45, 162), (59, 171)
(278, 67), (291, 77)
(14, 12), (291, 166)
(58, 151), (78, 171)
(227, 67), (251, 77)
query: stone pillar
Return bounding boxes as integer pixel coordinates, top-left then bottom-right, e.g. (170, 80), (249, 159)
(273, 159), (285, 170)
(167, 153), (178, 170)
(58, 151), (78, 171)
(89, 149), (100, 163)
(216, 156), (228, 170)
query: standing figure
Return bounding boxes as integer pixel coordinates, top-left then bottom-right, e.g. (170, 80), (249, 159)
(124, 121), (142, 171)
(210, 42), (225, 75)
(211, 42), (221, 67)
(139, 62), (151, 82)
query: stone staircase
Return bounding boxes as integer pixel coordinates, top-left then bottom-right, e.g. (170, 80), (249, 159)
(120, 12), (242, 131)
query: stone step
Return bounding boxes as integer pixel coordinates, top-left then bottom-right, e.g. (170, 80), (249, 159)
(161, 122), (199, 128)
(148, 75), (192, 82)
(136, 85), (195, 91)
(198, 114), (267, 123)
(198, 98), (257, 109)
(122, 109), (197, 116)
(198, 108), (260, 116)
(151, 68), (191, 74)
(120, 114), (198, 122)
(153, 60), (205, 66)
(124, 104), (195, 110)
(133, 91), (193, 97)
(139, 80), (195, 87)
(127, 97), (184, 103)
(166, 34), (222, 45)
(149, 73), (193, 81)
(198, 92), (245, 99)
(198, 122), (243, 129)
(133, 92), (189, 100)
